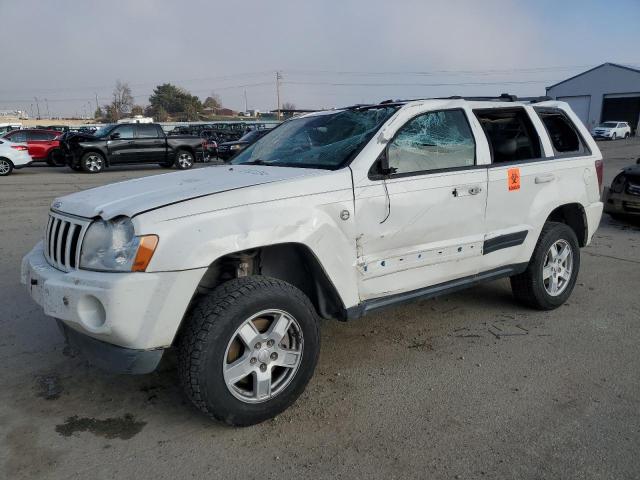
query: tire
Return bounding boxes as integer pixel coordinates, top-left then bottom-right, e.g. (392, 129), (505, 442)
(174, 149), (194, 170)
(178, 276), (320, 426)
(624, 132), (630, 139)
(611, 133), (617, 140)
(47, 149), (64, 167)
(0, 157), (14, 176)
(510, 222), (580, 310)
(80, 152), (105, 173)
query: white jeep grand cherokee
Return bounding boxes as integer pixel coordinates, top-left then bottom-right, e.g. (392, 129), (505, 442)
(22, 97), (604, 425)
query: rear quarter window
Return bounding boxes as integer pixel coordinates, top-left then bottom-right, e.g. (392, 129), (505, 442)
(534, 108), (590, 156)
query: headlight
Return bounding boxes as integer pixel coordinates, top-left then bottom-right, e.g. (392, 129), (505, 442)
(611, 173), (626, 193)
(80, 216), (158, 272)
(230, 144), (242, 150)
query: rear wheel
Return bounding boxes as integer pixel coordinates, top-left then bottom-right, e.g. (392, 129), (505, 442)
(624, 132), (630, 139)
(0, 157), (14, 176)
(178, 276), (320, 426)
(81, 152), (105, 173)
(510, 222), (580, 310)
(174, 149), (194, 170)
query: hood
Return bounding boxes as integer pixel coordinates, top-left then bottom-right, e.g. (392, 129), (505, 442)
(622, 164), (640, 178)
(51, 165), (323, 220)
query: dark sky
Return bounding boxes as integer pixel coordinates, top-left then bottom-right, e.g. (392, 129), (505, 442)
(1, 0), (639, 117)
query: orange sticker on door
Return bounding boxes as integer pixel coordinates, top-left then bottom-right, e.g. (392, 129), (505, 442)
(508, 168), (521, 191)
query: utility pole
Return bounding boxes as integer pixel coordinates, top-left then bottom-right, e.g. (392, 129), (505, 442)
(244, 89), (248, 114)
(275, 71), (282, 120)
(45, 98), (50, 119)
(95, 93), (99, 113)
(34, 97), (41, 119)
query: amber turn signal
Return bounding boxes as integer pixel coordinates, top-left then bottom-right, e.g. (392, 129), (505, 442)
(132, 235), (159, 272)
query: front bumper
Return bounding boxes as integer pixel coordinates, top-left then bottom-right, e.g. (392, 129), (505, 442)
(603, 187), (640, 216)
(21, 242), (206, 370)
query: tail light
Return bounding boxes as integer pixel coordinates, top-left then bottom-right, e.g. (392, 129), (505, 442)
(595, 159), (603, 192)
(11, 145), (28, 151)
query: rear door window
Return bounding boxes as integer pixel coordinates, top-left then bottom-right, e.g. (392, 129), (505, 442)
(29, 131), (54, 141)
(534, 108), (589, 156)
(9, 131), (27, 143)
(136, 124), (160, 138)
(474, 108), (541, 163)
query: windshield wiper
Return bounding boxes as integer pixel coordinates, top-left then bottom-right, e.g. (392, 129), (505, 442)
(242, 159), (268, 165)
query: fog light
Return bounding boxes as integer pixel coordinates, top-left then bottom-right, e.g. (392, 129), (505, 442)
(77, 295), (106, 330)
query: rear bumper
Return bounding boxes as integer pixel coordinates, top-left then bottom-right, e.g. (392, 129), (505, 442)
(14, 160), (33, 169)
(585, 201), (604, 244)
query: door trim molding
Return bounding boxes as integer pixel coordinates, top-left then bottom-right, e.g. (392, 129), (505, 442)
(346, 262), (528, 319)
(483, 230), (528, 255)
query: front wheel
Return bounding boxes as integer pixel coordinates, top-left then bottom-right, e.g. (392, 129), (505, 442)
(178, 276), (320, 426)
(174, 150), (194, 170)
(0, 157), (14, 176)
(611, 133), (617, 140)
(47, 149), (65, 167)
(80, 152), (105, 173)
(510, 222), (580, 310)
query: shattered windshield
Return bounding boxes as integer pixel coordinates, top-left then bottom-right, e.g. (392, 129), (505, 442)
(231, 107), (398, 169)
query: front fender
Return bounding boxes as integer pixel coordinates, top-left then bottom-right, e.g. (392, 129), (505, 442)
(134, 170), (360, 308)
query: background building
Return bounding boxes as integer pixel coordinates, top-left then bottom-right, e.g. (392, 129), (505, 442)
(546, 63), (640, 134)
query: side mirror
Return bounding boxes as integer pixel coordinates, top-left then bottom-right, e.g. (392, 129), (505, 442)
(110, 132), (120, 140)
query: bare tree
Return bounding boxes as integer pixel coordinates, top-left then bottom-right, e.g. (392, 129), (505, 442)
(110, 80), (134, 120)
(203, 93), (222, 110)
(281, 102), (296, 111)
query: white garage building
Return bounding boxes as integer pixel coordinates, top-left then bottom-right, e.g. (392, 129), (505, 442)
(546, 62), (640, 134)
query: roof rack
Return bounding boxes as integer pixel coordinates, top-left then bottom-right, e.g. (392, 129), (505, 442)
(336, 94), (554, 112)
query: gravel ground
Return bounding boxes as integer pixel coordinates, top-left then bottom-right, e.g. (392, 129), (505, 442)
(1, 141), (639, 479)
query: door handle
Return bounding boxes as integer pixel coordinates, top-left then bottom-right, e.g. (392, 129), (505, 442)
(535, 174), (555, 184)
(452, 186), (483, 197)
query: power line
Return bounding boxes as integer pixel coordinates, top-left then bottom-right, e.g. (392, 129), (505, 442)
(283, 79), (554, 88)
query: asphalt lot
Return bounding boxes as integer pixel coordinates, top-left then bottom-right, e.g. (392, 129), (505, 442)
(1, 141), (639, 479)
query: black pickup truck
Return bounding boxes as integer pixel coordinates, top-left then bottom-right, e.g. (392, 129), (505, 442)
(60, 123), (203, 173)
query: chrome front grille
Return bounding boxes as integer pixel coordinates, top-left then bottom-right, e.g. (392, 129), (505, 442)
(44, 212), (91, 272)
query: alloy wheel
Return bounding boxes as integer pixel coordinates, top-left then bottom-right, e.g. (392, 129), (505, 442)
(177, 152), (193, 168)
(85, 154), (103, 172)
(542, 239), (573, 296)
(0, 159), (11, 175)
(223, 309), (303, 404)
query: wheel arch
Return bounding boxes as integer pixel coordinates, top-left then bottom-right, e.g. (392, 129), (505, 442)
(172, 242), (347, 349)
(545, 203), (588, 247)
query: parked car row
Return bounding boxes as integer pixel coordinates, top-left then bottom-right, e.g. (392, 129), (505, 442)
(3, 128), (64, 166)
(0, 121), (273, 176)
